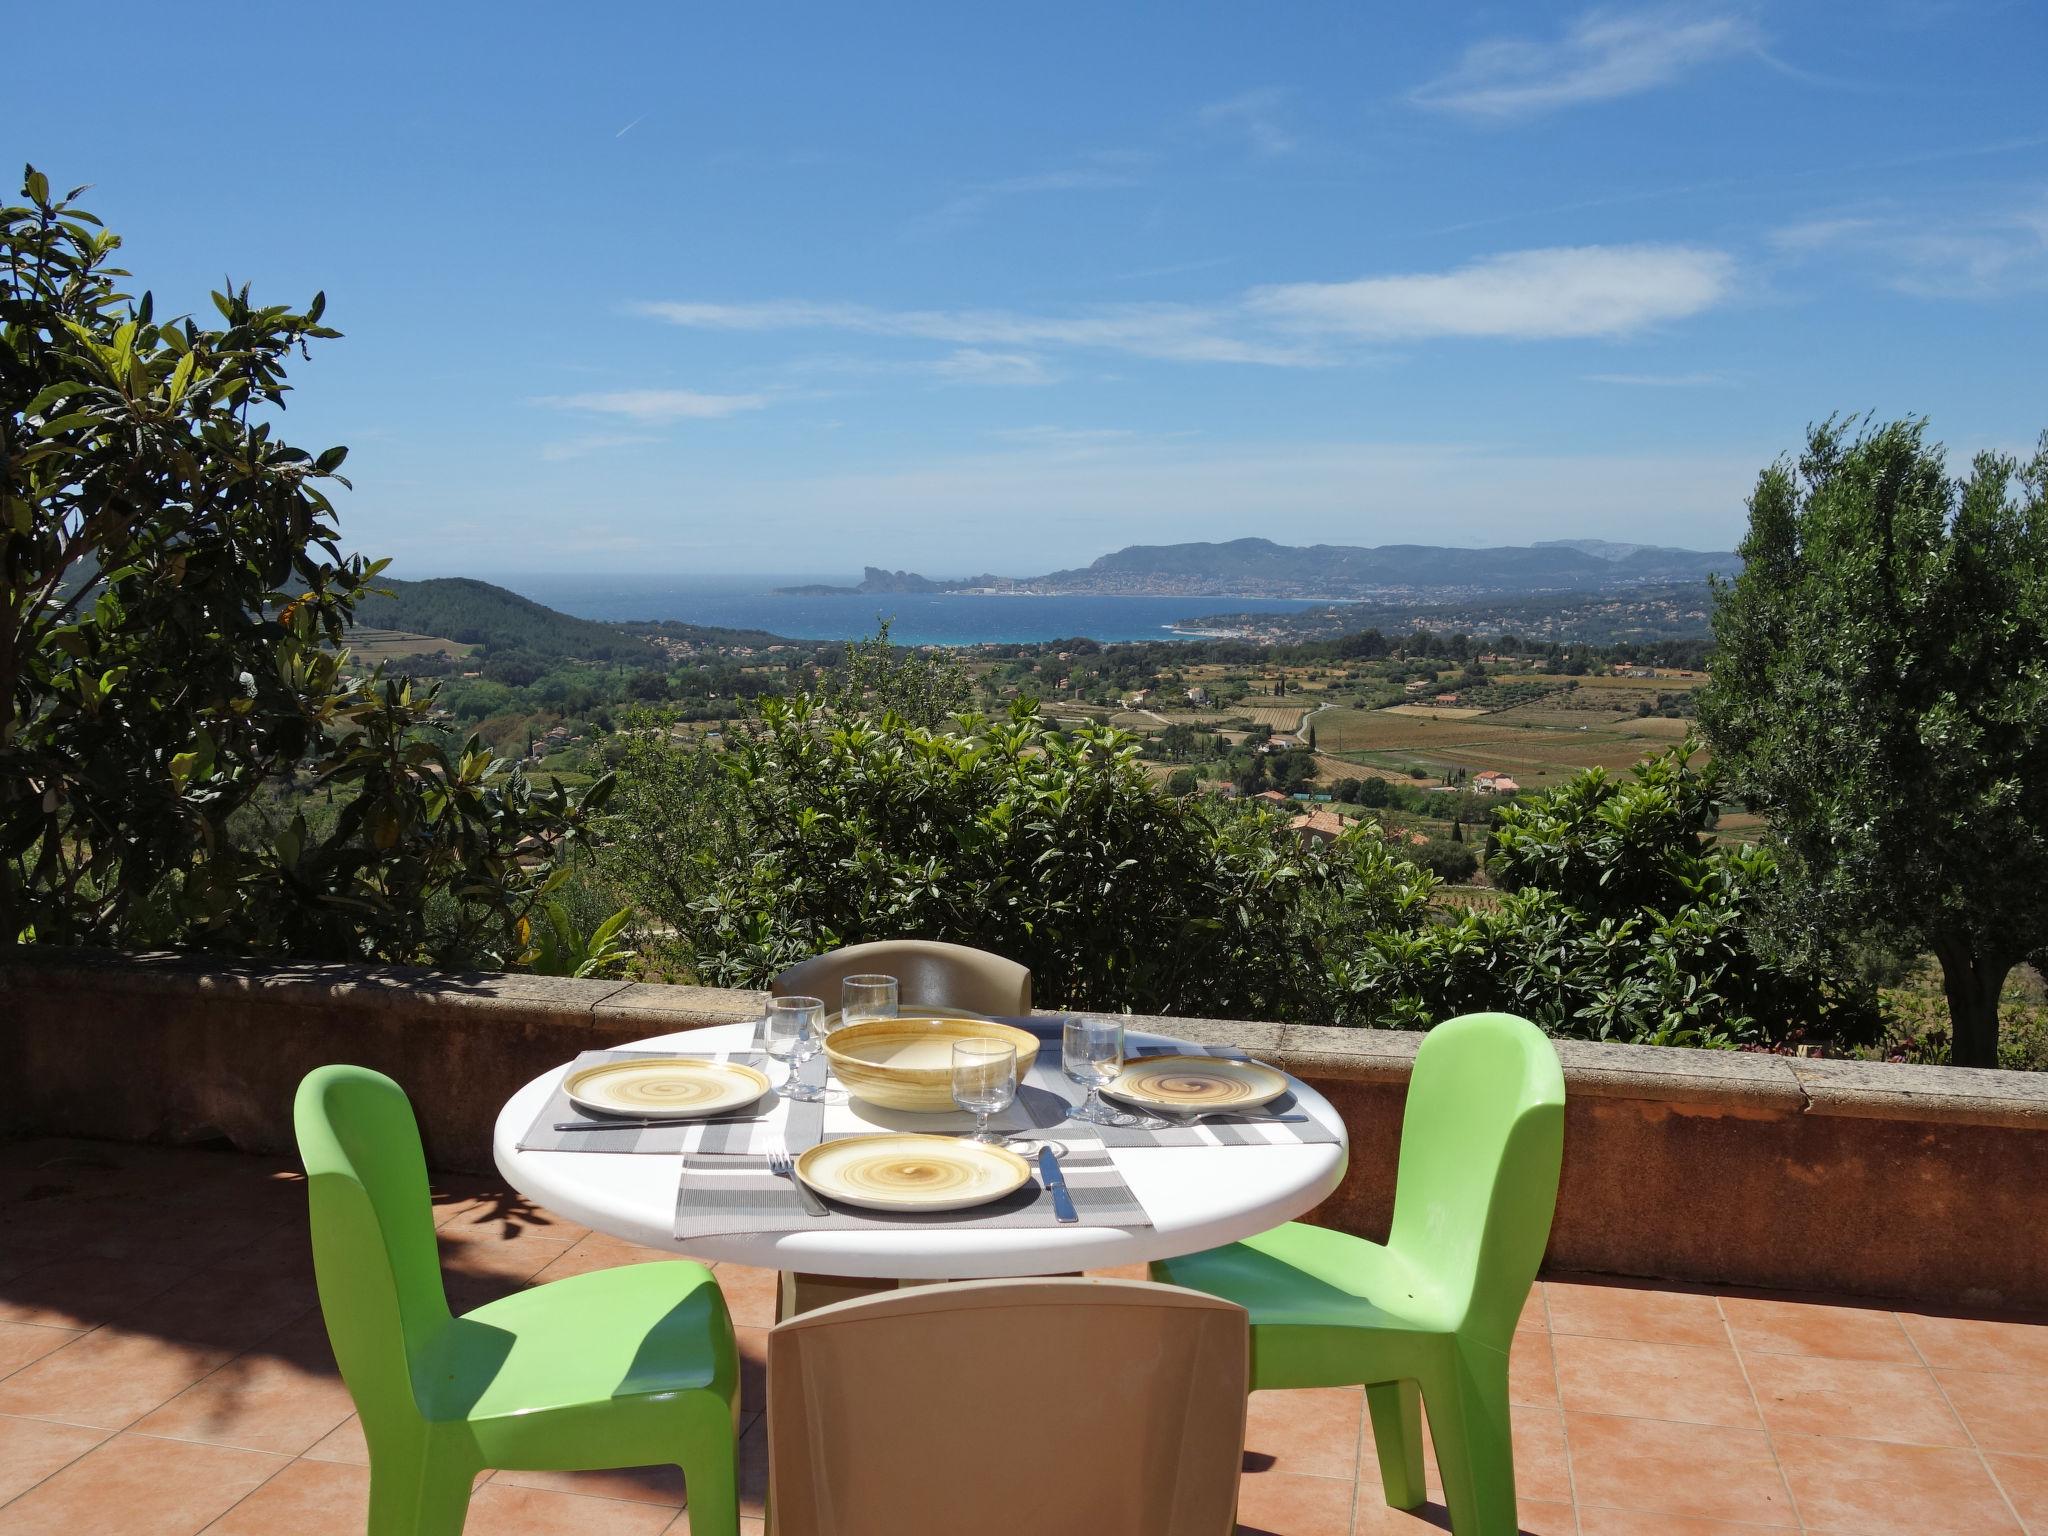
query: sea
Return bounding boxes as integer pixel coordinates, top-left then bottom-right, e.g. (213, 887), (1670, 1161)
(491, 574), (1324, 647)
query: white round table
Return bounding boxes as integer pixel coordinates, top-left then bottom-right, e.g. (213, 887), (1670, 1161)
(494, 1020), (1349, 1281)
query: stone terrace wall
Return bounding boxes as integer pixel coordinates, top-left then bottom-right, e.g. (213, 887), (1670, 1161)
(4, 948), (2044, 1310)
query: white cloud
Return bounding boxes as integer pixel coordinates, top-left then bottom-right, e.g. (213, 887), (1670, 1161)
(635, 298), (1325, 367)
(537, 432), (660, 463)
(1248, 245), (1735, 340)
(925, 349), (1057, 386)
(1412, 7), (1761, 119)
(535, 388), (769, 421)
(639, 242), (1737, 367)
(908, 150), (1151, 234)
(1584, 370), (1734, 386)
(1771, 195), (2048, 298)
(1198, 89), (1296, 156)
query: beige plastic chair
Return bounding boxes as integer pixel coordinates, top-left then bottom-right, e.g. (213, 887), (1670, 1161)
(772, 939), (1032, 1017)
(765, 1279), (1248, 1536)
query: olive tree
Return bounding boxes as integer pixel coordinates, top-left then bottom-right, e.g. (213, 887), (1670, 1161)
(1698, 417), (2048, 1067)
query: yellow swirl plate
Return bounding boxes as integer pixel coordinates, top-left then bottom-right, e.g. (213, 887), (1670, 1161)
(1105, 1055), (1288, 1113)
(794, 1134), (1031, 1213)
(564, 1058), (772, 1120)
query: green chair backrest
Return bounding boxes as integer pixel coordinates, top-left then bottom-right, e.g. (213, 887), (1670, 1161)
(294, 1064), (454, 1439)
(1385, 1013), (1565, 1346)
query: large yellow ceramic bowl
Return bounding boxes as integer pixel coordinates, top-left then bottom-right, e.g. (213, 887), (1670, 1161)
(823, 1016), (1041, 1113)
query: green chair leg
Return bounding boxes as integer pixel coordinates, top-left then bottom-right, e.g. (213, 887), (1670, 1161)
(679, 1400), (741, 1536)
(1422, 1347), (1517, 1536)
(1365, 1379), (1427, 1510)
(365, 1444), (474, 1536)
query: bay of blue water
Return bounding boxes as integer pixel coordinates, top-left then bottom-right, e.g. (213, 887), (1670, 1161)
(491, 574), (1322, 647)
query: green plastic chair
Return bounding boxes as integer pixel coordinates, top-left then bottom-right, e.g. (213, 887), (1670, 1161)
(1151, 1012), (1564, 1536)
(294, 1065), (740, 1536)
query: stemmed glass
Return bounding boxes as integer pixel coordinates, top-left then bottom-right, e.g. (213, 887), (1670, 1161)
(838, 973), (899, 1033)
(1062, 1015), (1136, 1126)
(950, 1039), (1017, 1144)
(764, 995), (826, 1101)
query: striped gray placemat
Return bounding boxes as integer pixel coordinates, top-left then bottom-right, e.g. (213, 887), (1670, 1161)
(1004, 1022), (1342, 1151)
(515, 1049), (812, 1155)
(673, 1144), (1147, 1241)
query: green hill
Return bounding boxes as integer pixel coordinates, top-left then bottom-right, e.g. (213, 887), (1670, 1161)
(350, 577), (658, 661)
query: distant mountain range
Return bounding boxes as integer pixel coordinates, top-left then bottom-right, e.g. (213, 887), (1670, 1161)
(776, 538), (1737, 602)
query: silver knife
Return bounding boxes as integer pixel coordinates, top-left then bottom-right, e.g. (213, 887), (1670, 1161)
(1039, 1145), (1078, 1223)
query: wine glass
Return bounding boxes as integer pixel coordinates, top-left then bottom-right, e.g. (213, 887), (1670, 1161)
(764, 995), (826, 1101)
(1062, 1015), (1134, 1126)
(950, 1039), (1017, 1144)
(838, 973), (899, 1034)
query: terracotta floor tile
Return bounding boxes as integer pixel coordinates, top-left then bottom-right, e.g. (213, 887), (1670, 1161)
(301, 1414), (366, 1465)
(1575, 1513), (1800, 1536)
(131, 1321), (356, 1455)
(0, 1431), (285, 1536)
(665, 1513), (765, 1536)
(0, 1260), (193, 1332)
(1503, 1406), (1572, 1505)
(0, 1414), (109, 1504)
(1984, 1452), (2048, 1534)
(529, 1233), (676, 1283)
(736, 1411), (768, 1519)
(1774, 1430), (2024, 1534)
(107, 1269), (320, 1354)
(1935, 1367), (2048, 1457)
(1721, 1294), (1919, 1362)
(1509, 1329), (1558, 1408)
(198, 1455), (366, 1536)
(1245, 1387), (1364, 1480)
(1553, 1333), (1757, 1428)
(734, 1326), (767, 1418)
(435, 1194), (588, 1248)
(1564, 1411), (1796, 1527)
(712, 1265), (780, 1330)
(458, 1480), (678, 1536)
(489, 1464), (690, 1505)
(1545, 1280), (1728, 1348)
(1900, 1312), (2048, 1378)
(0, 1327), (237, 1431)
(437, 1230), (580, 1286)
(1517, 1284), (1549, 1334)
(1350, 1498), (1575, 1535)
(1745, 1353), (1965, 1447)
(0, 1326), (80, 1383)
(1233, 1466), (1356, 1535)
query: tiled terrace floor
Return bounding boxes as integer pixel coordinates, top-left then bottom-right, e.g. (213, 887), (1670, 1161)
(0, 1140), (2044, 1536)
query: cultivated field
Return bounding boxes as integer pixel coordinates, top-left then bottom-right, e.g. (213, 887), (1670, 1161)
(348, 628), (475, 662)
(1243, 705), (1311, 731)
(1380, 703), (1491, 721)
(1313, 704), (1702, 790)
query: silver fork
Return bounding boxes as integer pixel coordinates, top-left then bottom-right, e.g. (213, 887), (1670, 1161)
(768, 1151), (829, 1217)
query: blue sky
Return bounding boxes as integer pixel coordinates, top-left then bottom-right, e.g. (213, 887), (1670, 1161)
(8, 1), (2045, 576)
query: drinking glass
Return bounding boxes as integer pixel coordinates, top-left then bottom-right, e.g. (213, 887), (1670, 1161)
(950, 1039), (1017, 1144)
(764, 995), (826, 1101)
(838, 973), (899, 1033)
(1062, 1015), (1134, 1126)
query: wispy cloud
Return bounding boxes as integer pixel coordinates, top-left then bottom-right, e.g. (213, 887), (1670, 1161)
(1411, 6), (1762, 120)
(535, 388), (769, 421)
(1772, 194), (2048, 298)
(635, 298), (1324, 367)
(1583, 370), (1735, 387)
(1198, 89), (1297, 156)
(907, 150), (1151, 235)
(1249, 245), (1736, 341)
(538, 431), (660, 463)
(638, 242), (1736, 368)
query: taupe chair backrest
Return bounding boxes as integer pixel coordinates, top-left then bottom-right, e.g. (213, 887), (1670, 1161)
(766, 1279), (1248, 1536)
(772, 939), (1032, 1017)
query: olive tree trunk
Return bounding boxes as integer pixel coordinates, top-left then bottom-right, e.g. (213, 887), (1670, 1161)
(1933, 940), (2009, 1070)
